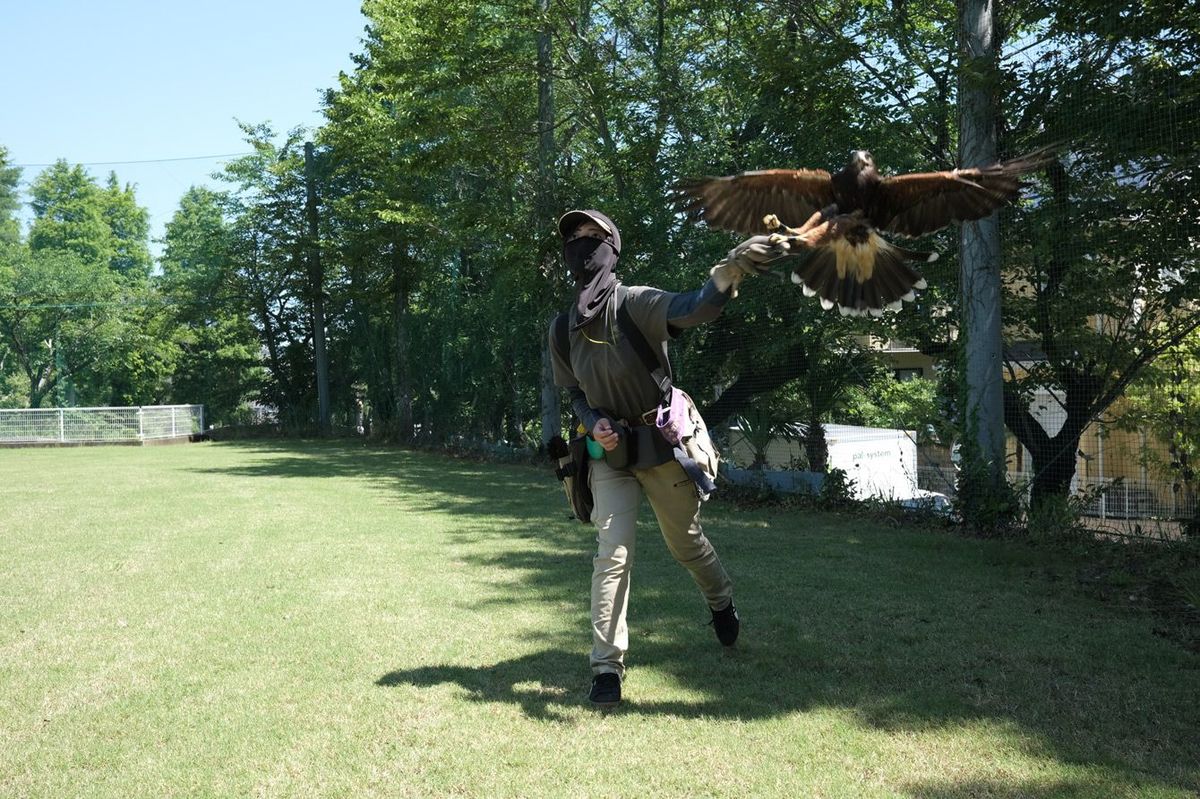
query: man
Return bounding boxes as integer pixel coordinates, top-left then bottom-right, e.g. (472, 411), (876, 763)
(549, 207), (839, 707)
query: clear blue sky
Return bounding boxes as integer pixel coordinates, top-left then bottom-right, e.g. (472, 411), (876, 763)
(1, 1), (368, 257)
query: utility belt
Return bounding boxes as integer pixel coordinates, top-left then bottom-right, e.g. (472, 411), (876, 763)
(591, 395), (719, 500)
(549, 413), (673, 526)
(588, 412), (675, 472)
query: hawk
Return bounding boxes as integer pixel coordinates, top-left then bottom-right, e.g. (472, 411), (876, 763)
(674, 147), (1055, 316)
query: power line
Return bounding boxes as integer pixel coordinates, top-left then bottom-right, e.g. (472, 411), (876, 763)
(0, 297), (184, 311)
(12, 152), (255, 169)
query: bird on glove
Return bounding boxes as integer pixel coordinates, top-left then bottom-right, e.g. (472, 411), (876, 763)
(709, 209), (853, 298)
(676, 146), (1056, 316)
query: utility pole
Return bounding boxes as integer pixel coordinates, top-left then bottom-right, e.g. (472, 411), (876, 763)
(304, 141), (331, 435)
(957, 0), (1008, 519)
(536, 0), (561, 449)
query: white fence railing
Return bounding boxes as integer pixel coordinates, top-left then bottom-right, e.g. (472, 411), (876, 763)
(0, 405), (204, 444)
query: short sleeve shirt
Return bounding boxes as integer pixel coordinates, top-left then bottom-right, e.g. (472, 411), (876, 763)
(549, 284), (674, 423)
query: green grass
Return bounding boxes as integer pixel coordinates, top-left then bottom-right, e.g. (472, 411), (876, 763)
(0, 440), (1196, 798)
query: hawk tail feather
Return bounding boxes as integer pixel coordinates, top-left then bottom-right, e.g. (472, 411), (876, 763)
(791, 235), (928, 315)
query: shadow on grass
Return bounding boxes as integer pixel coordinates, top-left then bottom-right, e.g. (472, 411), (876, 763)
(193, 440), (1200, 795)
(897, 778), (1165, 799)
(188, 439), (559, 527)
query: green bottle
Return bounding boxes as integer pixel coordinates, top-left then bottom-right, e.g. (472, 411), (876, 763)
(586, 436), (604, 459)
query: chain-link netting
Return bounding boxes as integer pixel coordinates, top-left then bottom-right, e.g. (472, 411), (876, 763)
(677, 25), (1198, 540)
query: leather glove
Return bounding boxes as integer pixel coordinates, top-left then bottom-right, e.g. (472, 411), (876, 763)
(710, 235), (790, 297)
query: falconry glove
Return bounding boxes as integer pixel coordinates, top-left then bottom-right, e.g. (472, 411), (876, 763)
(710, 235), (790, 297)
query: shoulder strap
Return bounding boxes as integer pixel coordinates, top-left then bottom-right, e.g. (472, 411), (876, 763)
(615, 291), (673, 396)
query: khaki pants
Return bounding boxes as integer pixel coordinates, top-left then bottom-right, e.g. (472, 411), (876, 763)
(588, 457), (733, 676)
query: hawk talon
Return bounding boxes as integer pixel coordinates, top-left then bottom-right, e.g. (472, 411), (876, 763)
(764, 215), (806, 237)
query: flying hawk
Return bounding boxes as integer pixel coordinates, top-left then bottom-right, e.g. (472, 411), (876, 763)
(674, 147), (1055, 316)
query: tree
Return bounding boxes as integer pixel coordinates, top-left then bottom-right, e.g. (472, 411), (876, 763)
(27, 161), (114, 266)
(322, 0), (554, 443)
(997, 3), (1200, 508)
(957, 0), (1009, 521)
(160, 186), (265, 425)
(0, 146), (21, 246)
(216, 124), (320, 427)
(1120, 328), (1200, 515)
(100, 172), (152, 280)
(0, 246), (120, 407)
(846, 373), (948, 446)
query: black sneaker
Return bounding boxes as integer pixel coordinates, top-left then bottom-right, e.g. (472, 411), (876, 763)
(589, 672), (621, 707)
(710, 602), (740, 646)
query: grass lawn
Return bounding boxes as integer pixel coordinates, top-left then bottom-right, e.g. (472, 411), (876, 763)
(0, 440), (1197, 798)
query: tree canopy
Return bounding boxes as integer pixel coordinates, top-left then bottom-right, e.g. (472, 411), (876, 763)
(0, 0), (1195, 515)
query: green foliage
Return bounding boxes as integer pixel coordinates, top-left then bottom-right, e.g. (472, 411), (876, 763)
(0, 146), (21, 246)
(168, 317), (264, 425)
(10, 160), (171, 406)
(954, 437), (1022, 536)
(100, 172), (152, 279)
(159, 186), (265, 424)
(993, 5), (1200, 508)
(0, 245), (121, 407)
(27, 161), (115, 267)
(1024, 489), (1095, 544)
(1120, 328), (1200, 495)
(817, 466), (857, 509)
(845, 373), (948, 444)
(734, 391), (801, 470)
(0, 156), (185, 408)
(211, 124), (323, 425)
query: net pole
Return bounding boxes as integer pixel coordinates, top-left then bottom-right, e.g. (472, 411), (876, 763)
(957, 0), (1008, 500)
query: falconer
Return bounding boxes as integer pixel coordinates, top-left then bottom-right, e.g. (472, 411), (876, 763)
(549, 207), (842, 708)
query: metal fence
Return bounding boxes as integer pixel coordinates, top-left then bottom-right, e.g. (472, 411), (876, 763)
(0, 405), (205, 445)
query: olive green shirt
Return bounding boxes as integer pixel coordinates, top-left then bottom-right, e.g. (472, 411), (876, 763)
(550, 284), (674, 430)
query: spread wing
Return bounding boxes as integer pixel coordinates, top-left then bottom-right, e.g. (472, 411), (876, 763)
(875, 148), (1055, 237)
(673, 169), (837, 235)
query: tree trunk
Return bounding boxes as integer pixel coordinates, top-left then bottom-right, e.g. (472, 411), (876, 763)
(803, 413), (829, 473)
(391, 247), (414, 441)
(29, 372), (47, 409)
(507, 347), (523, 444)
(1004, 378), (1096, 510)
(1028, 428), (1083, 507)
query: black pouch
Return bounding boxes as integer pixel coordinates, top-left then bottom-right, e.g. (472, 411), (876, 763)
(603, 421), (636, 470)
(631, 424), (675, 470)
(549, 435), (594, 523)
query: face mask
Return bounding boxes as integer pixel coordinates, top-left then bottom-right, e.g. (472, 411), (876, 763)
(564, 237), (604, 283)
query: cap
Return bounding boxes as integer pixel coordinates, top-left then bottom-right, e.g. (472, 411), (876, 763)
(556, 209), (621, 254)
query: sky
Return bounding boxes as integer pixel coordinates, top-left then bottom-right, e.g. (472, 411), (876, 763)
(1, 1), (369, 257)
